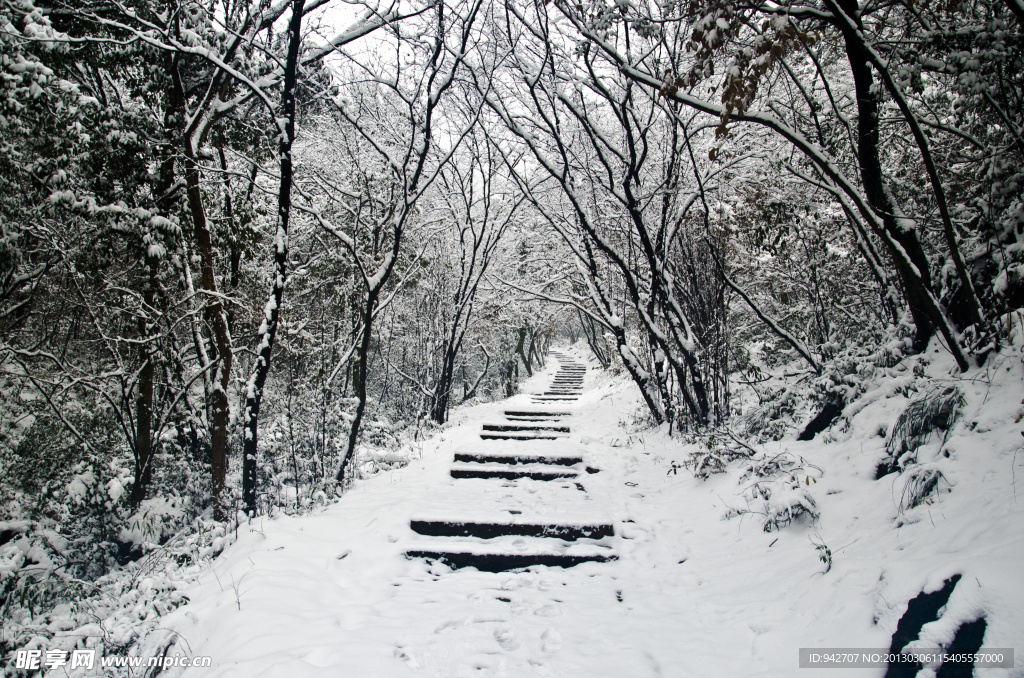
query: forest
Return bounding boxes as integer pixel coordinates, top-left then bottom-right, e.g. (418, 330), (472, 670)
(0, 0), (1022, 670)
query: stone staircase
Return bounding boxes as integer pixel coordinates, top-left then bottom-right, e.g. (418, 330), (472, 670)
(405, 352), (617, 572)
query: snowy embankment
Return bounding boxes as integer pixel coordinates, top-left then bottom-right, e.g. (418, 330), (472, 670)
(158, 342), (1024, 678)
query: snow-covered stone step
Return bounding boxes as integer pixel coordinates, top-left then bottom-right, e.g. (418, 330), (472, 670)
(482, 423), (571, 433)
(409, 516), (614, 540)
(531, 396), (579, 401)
(479, 430), (567, 440)
(450, 462), (578, 480)
(425, 469), (596, 509)
(504, 410), (571, 418)
(454, 449), (583, 466)
(405, 538), (616, 572)
(456, 439), (582, 452)
(504, 415), (565, 422)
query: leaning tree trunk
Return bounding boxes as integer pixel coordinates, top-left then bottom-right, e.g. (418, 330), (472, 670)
(171, 51), (235, 518)
(837, 0), (959, 361)
(241, 0), (304, 514)
(183, 150), (233, 519)
(336, 288), (379, 485)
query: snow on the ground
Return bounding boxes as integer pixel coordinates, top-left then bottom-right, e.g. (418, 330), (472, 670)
(159, 343), (1024, 677)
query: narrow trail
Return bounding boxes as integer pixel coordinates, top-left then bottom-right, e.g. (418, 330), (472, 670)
(406, 352), (618, 571)
(163, 350), (707, 677)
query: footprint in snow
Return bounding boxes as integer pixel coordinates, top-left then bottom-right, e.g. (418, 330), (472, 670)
(527, 658), (557, 677)
(533, 603), (560, 617)
(620, 525), (649, 540)
(493, 627), (521, 650)
(433, 619), (462, 634)
(541, 628), (562, 653)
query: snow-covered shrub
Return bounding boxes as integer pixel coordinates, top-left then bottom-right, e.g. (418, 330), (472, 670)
(0, 406), (216, 672)
(0, 511), (240, 674)
(361, 415), (400, 450)
(724, 451), (823, 531)
(879, 385), (964, 476)
(3, 407), (136, 576)
(740, 450), (820, 482)
(898, 466), (949, 513)
(123, 498), (188, 550)
(761, 488), (819, 532)
(684, 430), (756, 479)
(63, 459), (137, 577)
(734, 387), (798, 442)
(618, 401), (657, 434)
(355, 446), (410, 479)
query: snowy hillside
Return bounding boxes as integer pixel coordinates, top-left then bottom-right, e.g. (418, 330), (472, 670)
(153, 341), (1024, 677)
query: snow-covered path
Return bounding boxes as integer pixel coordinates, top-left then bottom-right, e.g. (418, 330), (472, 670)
(160, 346), (1024, 677)
(162, 351), (730, 676)
(405, 352), (617, 571)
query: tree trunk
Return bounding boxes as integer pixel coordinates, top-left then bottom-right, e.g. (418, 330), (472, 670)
(430, 344), (457, 424)
(579, 309), (609, 367)
(130, 332), (155, 508)
(504, 357), (516, 397)
(130, 242), (161, 508)
(516, 326), (532, 376)
(131, 65), (186, 509)
(181, 137), (233, 519)
(836, 0), (939, 353)
(527, 329), (543, 370)
(242, 0), (303, 515)
(337, 289), (378, 485)
(613, 327), (666, 425)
